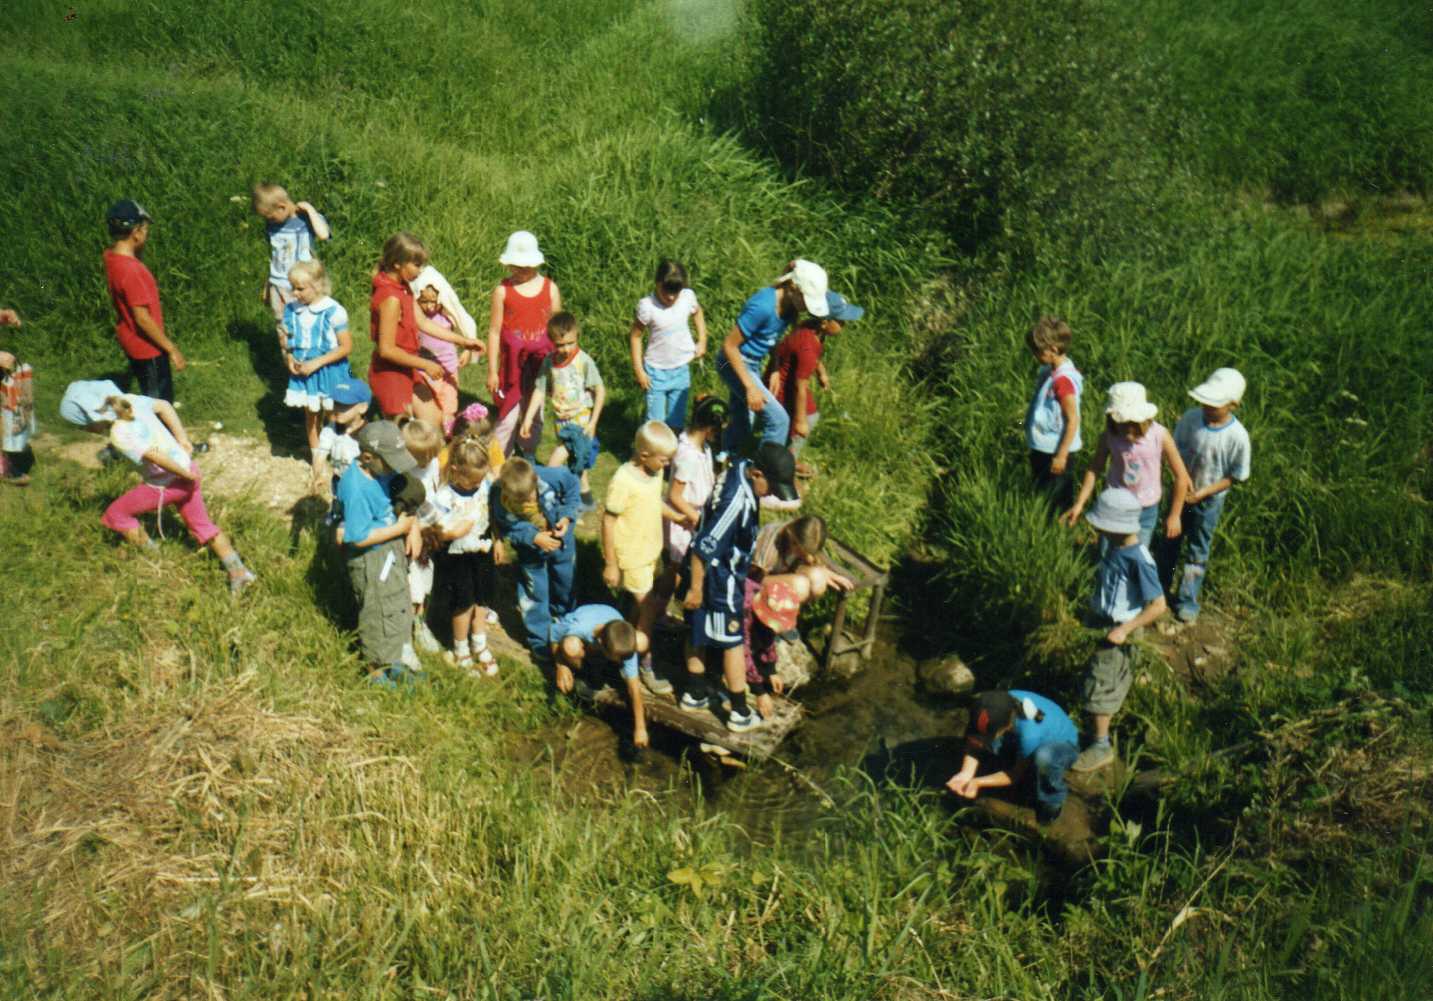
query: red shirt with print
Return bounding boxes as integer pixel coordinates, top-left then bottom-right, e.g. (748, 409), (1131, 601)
(104, 250), (164, 361)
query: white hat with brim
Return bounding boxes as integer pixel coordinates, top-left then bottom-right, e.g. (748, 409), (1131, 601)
(499, 230), (545, 268)
(1189, 368), (1246, 408)
(774, 259), (830, 318)
(59, 379), (124, 426)
(1105, 381), (1158, 424)
(1086, 487), (1144, 535)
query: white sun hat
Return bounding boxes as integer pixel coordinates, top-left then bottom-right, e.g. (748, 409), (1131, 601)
(1085, 487), (1143, 535)
(1189, 368), (1246, 407)
(1105, 382), (1158, 424)
(773, 259), (830, 317)
(499, 230), (545, 268)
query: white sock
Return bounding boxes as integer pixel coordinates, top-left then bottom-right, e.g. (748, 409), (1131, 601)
(455, 638), (470, 657)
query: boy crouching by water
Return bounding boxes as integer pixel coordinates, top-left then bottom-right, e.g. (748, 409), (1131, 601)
(550, 605), (651, 748)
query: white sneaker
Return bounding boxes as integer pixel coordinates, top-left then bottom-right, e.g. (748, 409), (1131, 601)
(402, 642), (421, 671)
(414, 620), (442, 653)
(726, 708), (762, 733)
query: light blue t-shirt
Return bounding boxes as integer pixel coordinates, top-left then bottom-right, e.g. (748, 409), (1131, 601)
(337, 462), (396, 550)
(734, 286), (792, 364)
(997, 690), (1079, 759)
(550, 604), (638, 679)
(1091, 543), (1162, 624)
(1173, 408), (1252, 493)
(266, 213), (324, 289)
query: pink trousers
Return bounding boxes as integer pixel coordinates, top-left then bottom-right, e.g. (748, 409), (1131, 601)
(101, 468), (219, 545)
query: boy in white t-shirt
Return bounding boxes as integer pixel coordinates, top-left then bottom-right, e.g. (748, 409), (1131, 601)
(1156, 368), (1251, 624)
(629, 259), (708, 432)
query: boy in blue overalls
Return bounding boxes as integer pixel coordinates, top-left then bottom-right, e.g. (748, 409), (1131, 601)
(490, 456), (580, 665)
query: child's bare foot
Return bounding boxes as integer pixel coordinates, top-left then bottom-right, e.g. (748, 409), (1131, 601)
(554, 662), (574, 693)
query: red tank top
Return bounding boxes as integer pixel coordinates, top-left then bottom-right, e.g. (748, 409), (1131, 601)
(495, 276), (554, 418)
(369, 270), (419, 376)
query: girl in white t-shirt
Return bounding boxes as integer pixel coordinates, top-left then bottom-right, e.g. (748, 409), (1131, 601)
(629, 259), (708, 432)
(430, 438), (499, 675)
(59, 380), (256, 594)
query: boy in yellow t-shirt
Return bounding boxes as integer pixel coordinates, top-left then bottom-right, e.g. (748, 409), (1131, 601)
(602, 421), (682, 694)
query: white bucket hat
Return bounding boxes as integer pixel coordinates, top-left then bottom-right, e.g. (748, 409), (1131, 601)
(1189, 368), (1246, 407)
(499, 231), (544, 268)
(773, 259), (830, 318)
(1105, 382), (1158, 424)
(1086, 487), (1143, 535)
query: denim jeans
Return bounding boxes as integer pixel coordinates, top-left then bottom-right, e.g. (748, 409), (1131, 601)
(717, 354), (790, 452)
(1155, 491), (1226, 620)
(515, 536), (576, 663)
(1032, 741), (1079, 819)
(644, 362), (691, 431)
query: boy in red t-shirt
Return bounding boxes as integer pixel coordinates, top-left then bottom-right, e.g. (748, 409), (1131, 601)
(763, 291), (862, 478)
(103, 200), (186, 402)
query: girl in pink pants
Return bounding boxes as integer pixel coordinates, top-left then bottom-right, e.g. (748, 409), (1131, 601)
(60, 380), (257, 594)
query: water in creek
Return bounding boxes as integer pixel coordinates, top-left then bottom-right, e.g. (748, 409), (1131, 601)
(533, 635), (968, 845)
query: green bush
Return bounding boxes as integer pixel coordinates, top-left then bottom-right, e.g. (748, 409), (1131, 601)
(743, 0), (1173, 260)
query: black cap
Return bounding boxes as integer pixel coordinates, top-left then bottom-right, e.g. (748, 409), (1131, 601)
(106, 199), (152, 229)
(753, 441), (799, 502)
(965, 691), (1020, 752)
(690, 394), (729, 431)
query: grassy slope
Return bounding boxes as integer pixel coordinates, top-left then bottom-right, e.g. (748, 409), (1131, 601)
(2, 1), (1432, 999)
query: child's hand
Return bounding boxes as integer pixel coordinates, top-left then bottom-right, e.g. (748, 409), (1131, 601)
(682, 587), (701, 611)
(746, 383), (766, 412)
(1164, 514), (1182, 540)
(583, 419), (598, 438)
(422, 359), (444, 380)
(552, 517), (571, 537)
(286, 355), (301, 376)
(0, 309), (20, 327)
(633, 722), (650, 749)
(169, 347), (188, 372)
(518, 419), (532, 438)
(1050, 453), (1068, 476)
(685, 511), (700, 530)
(1059, 506), (1081, 528)
(465, 338), (486, 354)
(1107, 623), (1131, 646)
(818, 370), (831, 391)
(487, 372), (501, 397)
(793, 417), (810, 439)
(603, 562), (621, 589)
(534, 531), (561, 553)
(635, 368), (652, 391)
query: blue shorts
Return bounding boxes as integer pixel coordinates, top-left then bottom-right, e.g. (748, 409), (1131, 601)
(689, 607), (744, 650)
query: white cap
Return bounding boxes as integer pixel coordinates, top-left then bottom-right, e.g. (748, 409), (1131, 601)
(1086, 487), (1143, 535)
(499, 230), (544, 268)
(773, 259), (830, 317)
(1105, 382), (1158, 424)
(1189, 368), (1246, 407)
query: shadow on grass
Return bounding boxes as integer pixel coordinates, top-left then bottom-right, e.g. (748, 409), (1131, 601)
(229, 317), (307, 458)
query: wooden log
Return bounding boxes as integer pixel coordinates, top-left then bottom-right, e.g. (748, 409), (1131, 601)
(585, 686), (804, 760)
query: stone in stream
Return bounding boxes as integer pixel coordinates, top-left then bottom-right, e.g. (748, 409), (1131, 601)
(917, 656), (975, 697)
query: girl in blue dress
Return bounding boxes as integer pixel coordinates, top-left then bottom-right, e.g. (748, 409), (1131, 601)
(281, 258), (354, 458)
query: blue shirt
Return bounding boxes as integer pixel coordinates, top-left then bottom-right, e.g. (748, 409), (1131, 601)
(489, 465), (580, 560)
(994, 691), (1079, 761)
(1091, 543), (1162, 625)
(734, 287), (792, 364)
(550, 604), (638, 679)
(692, 460), (759, 612)
(266, 212), (324, 289)
(337, 463), (396, 550)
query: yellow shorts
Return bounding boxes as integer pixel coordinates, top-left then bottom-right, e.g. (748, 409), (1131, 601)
(619, 561), (657, 597)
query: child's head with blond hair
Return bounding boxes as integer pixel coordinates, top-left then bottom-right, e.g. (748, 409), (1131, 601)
(251, 182), (295, 224)
(287, 258), (331, 298)
(400, 418), (443, 468)
(633, 420), (677, 475)
(498, 456), (539, 511)
(446, 436), (491, 492)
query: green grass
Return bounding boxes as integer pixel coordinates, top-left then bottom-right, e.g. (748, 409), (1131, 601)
(4, 0), (1433, 997)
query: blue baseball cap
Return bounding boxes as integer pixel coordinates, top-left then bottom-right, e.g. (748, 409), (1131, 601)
(825, 291), (864, 323)
(330, 379), (373, 407)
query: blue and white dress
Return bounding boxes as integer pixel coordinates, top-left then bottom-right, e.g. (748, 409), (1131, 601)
(282, 296), (352, 411)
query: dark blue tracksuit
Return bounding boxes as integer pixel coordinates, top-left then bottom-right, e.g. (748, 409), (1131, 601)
(689, 460), (759, 650)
